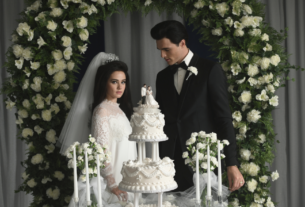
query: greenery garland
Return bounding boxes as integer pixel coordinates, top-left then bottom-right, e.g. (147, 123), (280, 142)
(1, 0), (304, 206)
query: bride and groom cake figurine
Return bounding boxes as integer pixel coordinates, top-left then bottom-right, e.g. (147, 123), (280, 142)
(141, 84), (158, 106)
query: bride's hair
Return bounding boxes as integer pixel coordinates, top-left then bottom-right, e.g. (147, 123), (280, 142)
(92, 61), (133, 119)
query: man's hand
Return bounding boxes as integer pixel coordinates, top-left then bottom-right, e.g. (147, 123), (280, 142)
(111, 187), (128, 201)
(227, 166), (244, 192)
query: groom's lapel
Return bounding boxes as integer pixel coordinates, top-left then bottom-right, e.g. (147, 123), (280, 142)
(177, 54), (200, 117)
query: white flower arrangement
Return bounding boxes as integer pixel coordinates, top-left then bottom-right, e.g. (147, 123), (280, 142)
(65, 135), (111, 181)
(186, 66), (198, 80)
(183, 131), (228, 174)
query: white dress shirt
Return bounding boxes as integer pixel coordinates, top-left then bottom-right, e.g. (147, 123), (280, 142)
(141, 87), (147, 97)
(174, 50), (194, 94)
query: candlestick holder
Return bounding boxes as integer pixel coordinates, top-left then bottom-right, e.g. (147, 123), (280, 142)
(195, 199), (201, 207)
(87, 200), (92, 206)
(205, 195), (213, 207)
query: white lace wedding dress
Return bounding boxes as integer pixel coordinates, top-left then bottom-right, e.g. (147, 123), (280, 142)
(69, 100), (137, 206)
(146, 90), (158, 106)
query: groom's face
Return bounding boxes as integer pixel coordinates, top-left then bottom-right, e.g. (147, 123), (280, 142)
(156, 38), (186, 65)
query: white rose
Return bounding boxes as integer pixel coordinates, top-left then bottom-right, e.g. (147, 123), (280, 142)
(97, 0), (106, 6)
(263, 43), (273, 52)
(234, 28), (244, 37)
(79, 29), (89, 41)
(42, 110), (52, 121)
(22, 79), (29, 90)
(248, 77), (258, 86)
(22, 47), (33, 61)
(54, 59), (67, 71)
(247, 64), (259, 77)
(257, 134), (266, 143)
(249, 29), (261, 36)
(22, 128), (34, 138)
(48, 0), (58, 8)
(53, 71), (66, 83)
(247, 179), (258, 192)
(63, 47), (73, 60)
(231, 63), (241, 75)
(54, 171), (65, 181)
(212, 28), (222, 36)
(263, 73), (273, 84)
(242, 4), (252, 15)
(191, 9), (198, 18)
(260, 57), (271, 70)
(31, 114), (41, 120)
(67, 61), (75, 71)
(35, 12), (46, 21)
(273, 76), (281, 87)
(269, 95), (279, 106)
(224, 17), (233, 27)
(215, 2), (229, 17)
(261, 33), (269, 41)
(15, 57), (24, 69)
(52, 50), (63, 61)
(30, 61), (40, 70)
(41, 176), (52, 184)
(240, 148), (251, 160)
(45, 144), (55, 153)
(61, 84), (69, 90)
(13, 44), (24, 58)
(210, 132), (217, 143)
(16, 22), (30, 36)
(270, 54), (281, 66)
(200, 162), (207, 169)
(62, 20), (74, 33)
(47, 20), (58, 31)
(247, 109), (261, 123)
(61, 36), (72, 47)
(194, 1), (205, 9)
(271, 170), (279, 181)
(64, 101), (72, 109)
(37, 36), (46, 48)
(22, 171), (29, 180)
(253, 16), (263, 27)
(27, 178), (37, 187)
(259, 175), (268, 183)
(247, 162), (260, 176)
(46, 129), (57, 144)
(222, 140), (229, 146)
(265, 197), (275, 207)
(50, 103), (60, 114)
(229, 198), (239, 207)
(22, 99), (30, 109)
(77, 16), (88, 28)
(46, 187), (60, 200)
(239, 91), (252, 104)
(50, 7), (63, 17)
(78, 44), (88, 54)
(34, 125), (44, 134)
(18, 109), (28, 118)
(60, 0), (69, 9)
(232, 111), (242, 122)
(144, 0), (152, 6)
(266, 84), (275, 93)
(31, 153), (43, 164)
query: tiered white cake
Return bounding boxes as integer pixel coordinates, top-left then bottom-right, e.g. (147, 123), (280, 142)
(119, 104), (178, 206)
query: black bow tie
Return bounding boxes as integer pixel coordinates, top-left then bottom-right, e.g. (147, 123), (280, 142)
(171, 61), (188, 74)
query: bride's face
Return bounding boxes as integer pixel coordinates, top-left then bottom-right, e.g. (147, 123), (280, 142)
(106, 71), (126, 101)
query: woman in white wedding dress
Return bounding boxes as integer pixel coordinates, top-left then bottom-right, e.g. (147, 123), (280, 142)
(58, 53), (136, 207)
(145, 86), (158, 106)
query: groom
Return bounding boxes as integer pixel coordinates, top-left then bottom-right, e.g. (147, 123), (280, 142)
(151, 20), (244, 192)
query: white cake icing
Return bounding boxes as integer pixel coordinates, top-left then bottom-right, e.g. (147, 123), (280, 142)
(129, 105), (168, 142)
(119, 157), (177, 193)
(125, 201), (178, 207)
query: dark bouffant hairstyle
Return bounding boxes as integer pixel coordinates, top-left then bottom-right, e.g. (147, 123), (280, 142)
(150, 20), (188, 45)
(92, 61), (133, 119)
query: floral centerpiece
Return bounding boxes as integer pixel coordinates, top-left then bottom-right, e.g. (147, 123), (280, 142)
(183, 131), (228, 174)
(65, 135), (111, 181)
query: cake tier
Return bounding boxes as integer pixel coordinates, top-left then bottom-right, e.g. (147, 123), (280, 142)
(130, 105), (167, 142)
(119, 157), (178, 193)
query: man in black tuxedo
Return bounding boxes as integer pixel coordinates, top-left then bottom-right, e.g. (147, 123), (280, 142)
(151, 20), (244, 192)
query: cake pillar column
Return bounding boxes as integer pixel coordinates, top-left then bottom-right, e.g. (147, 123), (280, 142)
(152, 142), (156, 161)
(134, 192), (139, 207)
(158, 192), (163, 207)
(142, 142), (146, 160)
(138, 142), (143, 163)
(156, 142), (159, 161)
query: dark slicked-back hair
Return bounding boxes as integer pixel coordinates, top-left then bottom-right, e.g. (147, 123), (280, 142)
(150, 20), (188, 45)
(92, 61), (133, 119)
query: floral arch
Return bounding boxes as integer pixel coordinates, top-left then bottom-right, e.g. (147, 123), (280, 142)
(2, 0), (297, 206)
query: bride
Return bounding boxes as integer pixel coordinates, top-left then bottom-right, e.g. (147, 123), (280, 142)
(57, 53), (137, 206)
(145, 86), (158, 106)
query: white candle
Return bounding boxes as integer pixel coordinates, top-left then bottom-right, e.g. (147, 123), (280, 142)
(96, 154), (102, 207)
(196, 149), (200, 203)
(85, 149), (91, 205)
(207, 145), (211, 197)
(73, 147), (79, 203)
(218, 141), (222, 195)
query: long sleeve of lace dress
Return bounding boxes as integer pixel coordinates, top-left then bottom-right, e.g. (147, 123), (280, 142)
(92, 107), (117, 190)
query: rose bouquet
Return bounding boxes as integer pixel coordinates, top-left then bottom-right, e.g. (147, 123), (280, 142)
(65, 135), (111, 182)
(182, 131), (229, 174)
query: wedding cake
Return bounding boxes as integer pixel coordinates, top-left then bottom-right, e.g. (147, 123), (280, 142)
(119, 94), (178, 207)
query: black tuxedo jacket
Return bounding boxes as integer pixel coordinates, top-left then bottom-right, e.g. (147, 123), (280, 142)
(156, 53), (238, 167)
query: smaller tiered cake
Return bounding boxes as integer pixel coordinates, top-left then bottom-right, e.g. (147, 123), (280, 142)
(119, 157), (177, 193)
(129, 105), (167, 142)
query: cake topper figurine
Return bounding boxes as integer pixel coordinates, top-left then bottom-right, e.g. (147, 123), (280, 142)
(146, 86), (158, 106)
(141, 84), (147, 105)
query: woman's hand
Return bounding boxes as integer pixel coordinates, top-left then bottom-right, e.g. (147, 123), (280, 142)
(111, 187), (128, 202)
